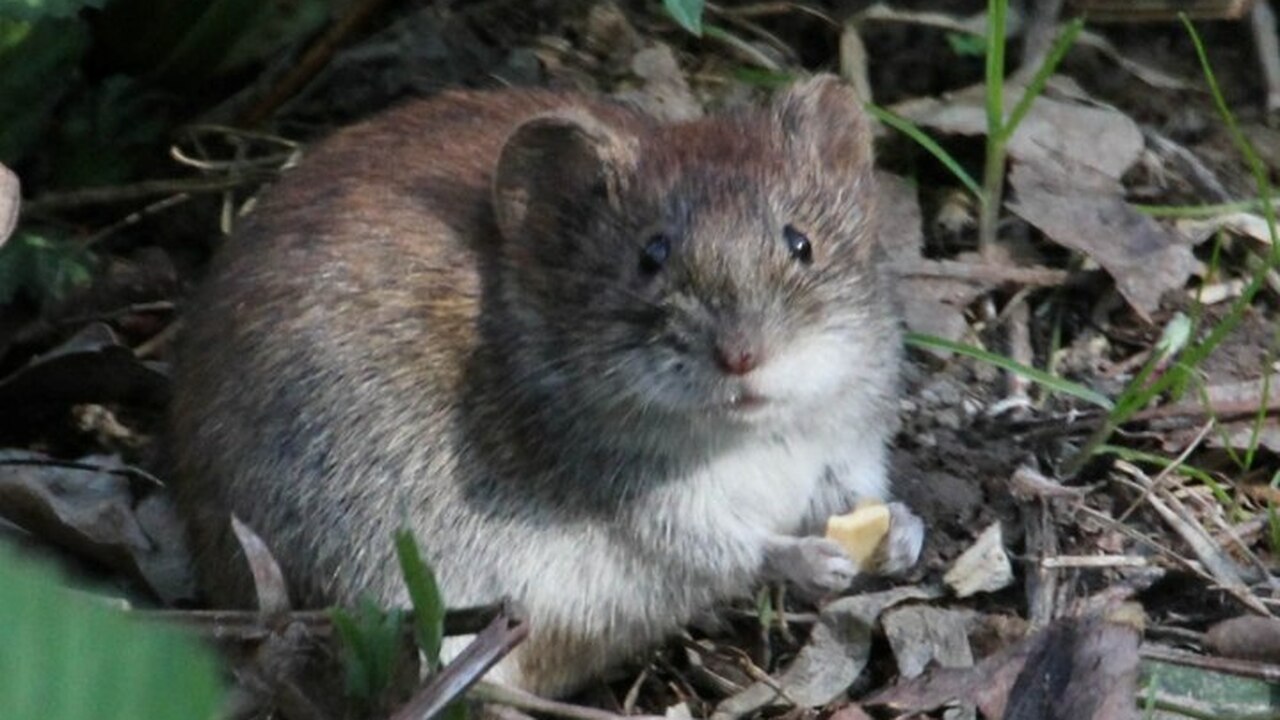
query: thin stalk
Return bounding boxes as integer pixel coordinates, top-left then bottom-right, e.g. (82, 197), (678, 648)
(978, 0), (1008, 256)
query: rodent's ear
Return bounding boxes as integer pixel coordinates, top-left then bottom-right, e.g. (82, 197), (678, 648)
(493, 110), (638, 242)
(773, 74), (873, 176)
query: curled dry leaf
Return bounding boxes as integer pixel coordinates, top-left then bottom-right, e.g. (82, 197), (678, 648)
(0, 161), (17, 247)
(0, 323), (170, 431)
(231, 516), (293, 617)
(1204, 615), (1280, 663)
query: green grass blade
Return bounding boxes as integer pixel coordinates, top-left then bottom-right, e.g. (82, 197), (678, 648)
(905, 332), (1114, 409)
(663, 0), (704, 36)
(395, 527), (447, 670)
(1126, 17), (1280, 407)
(1001, 17), (1084, 141)
(866, 103), (984, 201)
(984, 0), (1007, 141)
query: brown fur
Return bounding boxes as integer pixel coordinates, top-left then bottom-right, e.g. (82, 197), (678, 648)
(171, 77), (904, 696)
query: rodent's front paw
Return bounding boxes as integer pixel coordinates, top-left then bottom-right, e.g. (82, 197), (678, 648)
(763, 536), (858, 598)
(881, 502), (925, 574)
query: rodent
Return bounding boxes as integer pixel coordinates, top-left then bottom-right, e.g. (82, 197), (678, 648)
(169, 74), (924, 697)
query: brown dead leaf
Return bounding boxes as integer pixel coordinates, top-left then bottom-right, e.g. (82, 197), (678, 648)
(877, 172), (981, 343)
(1007, 160), (1197, 320)
(1002, 612), (1141, 720)
(232, 516), (293, 617)
(0, 323), (170, 432)
(890, 82), (1143, 180)
(944, 522), (1014, 598)
(1158, 378), (1280, 452)
(0, 450), (196, 603)
(882, 605), (975, 679)
(868, 610), (1140, 720)
(712, 585), (941, 720)
(1204, 615), (1280, 663)
(625, 44), (702, 122)
(0, 161), (17, 247)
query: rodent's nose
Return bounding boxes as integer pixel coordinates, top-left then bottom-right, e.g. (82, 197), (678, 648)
(714, 339), (761, 376)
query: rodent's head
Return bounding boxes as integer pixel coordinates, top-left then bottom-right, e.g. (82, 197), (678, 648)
(490, 75), (897, 437)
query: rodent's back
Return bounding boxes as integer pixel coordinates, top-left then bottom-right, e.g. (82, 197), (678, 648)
(172, 78), (901, 696)
(170, 89), (639, 606)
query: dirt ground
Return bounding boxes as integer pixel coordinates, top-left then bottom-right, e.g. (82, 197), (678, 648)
(1, 1), (1278, 718)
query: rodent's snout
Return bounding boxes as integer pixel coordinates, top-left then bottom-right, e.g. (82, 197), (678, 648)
(713, 333), (763, 376)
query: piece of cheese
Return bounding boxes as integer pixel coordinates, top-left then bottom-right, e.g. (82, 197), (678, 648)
(825, 499), (891, 568)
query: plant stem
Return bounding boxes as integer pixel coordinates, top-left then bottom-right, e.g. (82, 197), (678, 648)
(978, 142), (1006, 257)
(979, 0), (1008, 257)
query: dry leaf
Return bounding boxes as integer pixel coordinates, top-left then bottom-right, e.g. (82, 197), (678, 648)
(890, 82), (1143, 180)
(0, 161), (17, 247)
(882, 606), (975, 679)
(231, 516), (293, 616)
(711, 585), (940, 720)
(869, 611), (1141, 720)
(1007, 160), (1197, 320)
(876, 172), (979, 343)
(0, 450), (196, 603)
(1204, 615), (1280, 663)
(944, 522), (1013, 598)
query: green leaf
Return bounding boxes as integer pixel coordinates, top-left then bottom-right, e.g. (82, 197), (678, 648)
(905, 332), (1114, 410)
(663, 0), (704, 36)
(50, 75), (170, 187)
(944, 32), (986, 57)
(0, 0), (106, 22)
(395, 528), (447, 669)
(1000, 17), (1084, 141)
(731, 66), (795, 89)
(0, 18), (89, 165)
(331, 598), (406, 706)
(0, 231), (95, 307)
(0, 543), (223, 718)
(1153, 312), (1192, 361)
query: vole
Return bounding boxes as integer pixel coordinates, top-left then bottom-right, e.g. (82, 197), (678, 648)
(170, 75), (924, 697)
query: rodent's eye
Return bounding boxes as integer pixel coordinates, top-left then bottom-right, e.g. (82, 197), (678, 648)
(639, 233), (672, 275)
(783, 224), (813, 265)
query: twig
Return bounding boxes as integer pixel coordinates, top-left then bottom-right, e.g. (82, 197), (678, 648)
(1141, 643), (1280, 684)
(1040, 555), (1151, 569)
(887, 258), (1071, 286)
(141, 603), (504, 641)
(1143, 129), (1233, 203)
(706, 1), (837, 26)
(470, 681), (664, 720)
(22, 176), (266, 213)
(239, 0), (397, 126)
(83, 194), (193, 247)
(1251, 0), (1280, 113)
(1024, 495), (1059, 627)
(1114, 420), (1215, 526)
(392, 611), (530, 720)
(1115, 461), (1271, 617)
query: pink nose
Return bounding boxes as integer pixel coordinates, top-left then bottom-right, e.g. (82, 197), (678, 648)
(715, 343), (760, 376)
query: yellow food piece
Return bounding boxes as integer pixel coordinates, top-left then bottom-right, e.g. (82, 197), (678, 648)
(825, 499), (891, 568)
